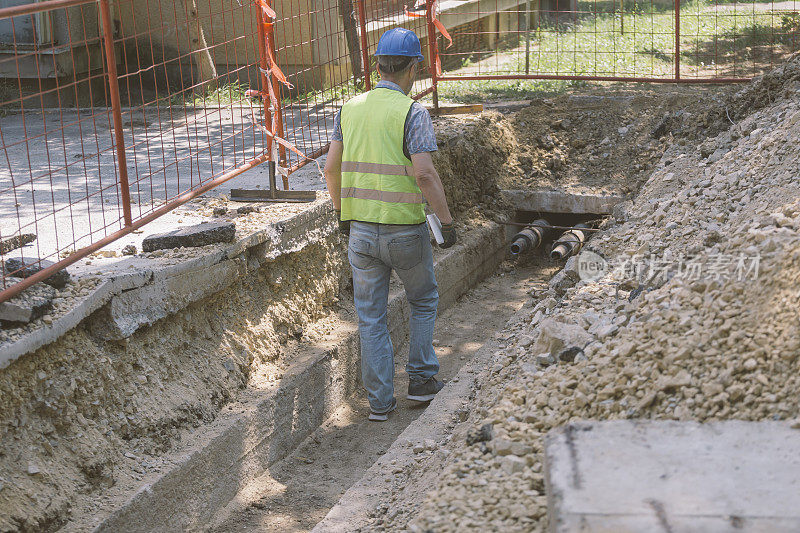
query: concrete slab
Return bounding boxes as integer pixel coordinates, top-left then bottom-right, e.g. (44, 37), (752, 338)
(544, 420), (800, 533)
(2, 257), (71, 288)
(141, 221), (236, 252)
(0, 279), (54, 323)
(502, 189), (626, 214)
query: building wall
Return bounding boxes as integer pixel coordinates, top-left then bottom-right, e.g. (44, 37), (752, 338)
(113, 0), (343, 94)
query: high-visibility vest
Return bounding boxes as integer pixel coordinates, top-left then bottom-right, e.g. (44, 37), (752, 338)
(340, 88), (426, 225)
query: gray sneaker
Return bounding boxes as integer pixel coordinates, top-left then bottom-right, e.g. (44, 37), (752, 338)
(407, 377), (445, 402)
(369, 398), (397, 422)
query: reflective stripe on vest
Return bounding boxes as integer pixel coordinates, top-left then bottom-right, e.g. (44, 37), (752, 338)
(341, 161), (412, 176)
(339, 88), (426, 225)
(341, 187), (424, 204)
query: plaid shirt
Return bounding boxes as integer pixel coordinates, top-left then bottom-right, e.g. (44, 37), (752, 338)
(331, 80), (438, 156)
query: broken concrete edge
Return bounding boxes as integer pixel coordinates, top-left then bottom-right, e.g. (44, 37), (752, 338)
(74, 223), (506, 533)
(543, 420), (800, 533)
(501, 189), (626, 215)
(0, 199), (334, 370)
(312, 272), (527, 533)
(141, 221), (237, 252)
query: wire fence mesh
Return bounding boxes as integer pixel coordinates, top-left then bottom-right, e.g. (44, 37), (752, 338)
(0, 0), (798, 303)
(434, 0), (799, 83)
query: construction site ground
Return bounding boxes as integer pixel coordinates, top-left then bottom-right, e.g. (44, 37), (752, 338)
(2, 52), (799, 532)
(207, 259), (558, 533)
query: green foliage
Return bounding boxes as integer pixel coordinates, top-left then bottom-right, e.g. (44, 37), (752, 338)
(437, 0), (797, 103)
(174, 81), (257, 107)
(781, 12), (800, 33)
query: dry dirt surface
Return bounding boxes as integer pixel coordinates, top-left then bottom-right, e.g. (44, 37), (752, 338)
(206, 259), (559, 533)
(434, 82), (744, 200)
(360, 54), (800, 532)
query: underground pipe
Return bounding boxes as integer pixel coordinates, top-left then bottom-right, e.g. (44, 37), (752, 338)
(510, 219), (551, 257)
(550, 223), (590, 260)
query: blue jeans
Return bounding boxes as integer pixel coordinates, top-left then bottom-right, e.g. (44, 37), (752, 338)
(348, 221), (439, 413)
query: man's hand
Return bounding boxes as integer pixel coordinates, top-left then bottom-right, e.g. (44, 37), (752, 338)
(335, 210), (351, 236)
(440, 222), (457, 249)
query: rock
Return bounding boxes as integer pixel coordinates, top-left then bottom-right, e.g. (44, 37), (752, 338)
(656, 370), (692, 391)
(743, 358), (758, 371)
(424, 439), (437, 451)
(579, 310), (600, 328)
(638, 391), (657, 409)
(510, 442), (533, 456)
(237, 206), (259, 214)
(2, 257), (70, 289)
(612, 201), (632, 223)
(466, 423), (494, 445)
(536, 353), (556, 366)
(142, 221), (236, 252)
(27, 462), (40, 475)
(0, 279), (55, 324)
(708, 147), (729, 163)
(412, 443), (425, 454)
(549, 269), (579, 296)
(501, 455), (526, 474)
(558, 347), (584, 363)
(212, 207), (228, 216)
(493, 439), (514, 456)
(531, 319), (593, 358)
(223, 359), (236, 372)
(0, 233), (36, 255)
(518, 334), (536, 348)
(121, 245), (137, 256)
(588, 317), (618, 338)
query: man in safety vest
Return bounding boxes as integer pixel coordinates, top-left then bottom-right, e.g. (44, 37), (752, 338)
(324, 27), (457, 422)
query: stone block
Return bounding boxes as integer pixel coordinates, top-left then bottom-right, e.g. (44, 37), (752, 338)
(0, 279), (55, 324)
(3, 257), (70, 288)
(142, 222), (236, 252)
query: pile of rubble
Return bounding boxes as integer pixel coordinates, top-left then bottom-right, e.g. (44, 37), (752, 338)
(366, 55), (800, 532)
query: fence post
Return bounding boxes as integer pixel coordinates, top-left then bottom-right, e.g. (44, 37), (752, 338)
(263, 0), (288, 188)
(99, 0), (132, 227)
(357, 0), (372, 90)
(256, 3), (275, 176)
(426, 0), (439, 112)
(674, 0), (680, 80)
(524, 0), (531, 74)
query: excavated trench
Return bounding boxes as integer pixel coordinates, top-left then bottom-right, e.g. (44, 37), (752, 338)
(205, 253), (563, 533)
(203, 209), (602, 532)
(0, 83), (743, 532)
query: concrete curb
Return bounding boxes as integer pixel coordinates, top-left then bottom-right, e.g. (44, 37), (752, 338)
(85, 223), (506, 532)
(312, 278), (527, 533)
(501, 189), (625, 214)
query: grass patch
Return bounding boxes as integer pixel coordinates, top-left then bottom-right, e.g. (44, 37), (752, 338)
(436, 0), (799, 102)
(176, 81), (257, 107)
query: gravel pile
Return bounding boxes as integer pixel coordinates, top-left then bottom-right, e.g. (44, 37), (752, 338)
(365, 56), (800, 532)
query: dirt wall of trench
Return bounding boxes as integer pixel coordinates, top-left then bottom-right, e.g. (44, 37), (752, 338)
(0, 236), (347, 532)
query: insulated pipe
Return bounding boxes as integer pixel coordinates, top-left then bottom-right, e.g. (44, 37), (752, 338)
(550, 224), (590, 260)
(510, 219), (550, 257)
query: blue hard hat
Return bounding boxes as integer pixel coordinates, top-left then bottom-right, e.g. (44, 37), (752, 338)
(375, 28), (424, 62)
